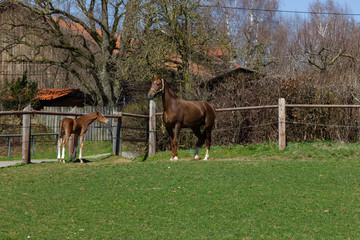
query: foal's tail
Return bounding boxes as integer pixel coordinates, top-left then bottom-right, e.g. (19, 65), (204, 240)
(59, 119), (65, 138)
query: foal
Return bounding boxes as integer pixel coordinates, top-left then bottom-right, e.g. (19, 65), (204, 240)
(148, 75), (216, 161)
(57, 111), (109, 163)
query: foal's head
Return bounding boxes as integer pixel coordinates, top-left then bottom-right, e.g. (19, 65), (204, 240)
(95, 111), (109, 124)
(148, 75), (164, 99)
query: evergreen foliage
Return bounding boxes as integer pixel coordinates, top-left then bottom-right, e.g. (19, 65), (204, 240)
(1, 70), (38, 110)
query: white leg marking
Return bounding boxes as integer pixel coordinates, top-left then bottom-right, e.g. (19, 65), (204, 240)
(57, 142), (61, 160)
(58, 138), (62, 161)
(194, 147), (200, 159)
(79, 135), (84, 163)
(79, 148), (82, 161)
(61, 147), (66, 162)
(204, 149), (209, 161)
(170, 156), (178, 161)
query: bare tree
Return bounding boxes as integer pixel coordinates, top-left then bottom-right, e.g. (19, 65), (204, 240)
(0, 0), (154, 105)
(143, 0), (233, 94)
(289, 0), (358, 73)
(216, 0), (284, 71)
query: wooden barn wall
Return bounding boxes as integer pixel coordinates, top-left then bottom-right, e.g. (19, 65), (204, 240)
(0, 4), (92, 91)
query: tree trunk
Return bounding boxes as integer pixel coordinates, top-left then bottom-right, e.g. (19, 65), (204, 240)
(99, 0), (114, 106)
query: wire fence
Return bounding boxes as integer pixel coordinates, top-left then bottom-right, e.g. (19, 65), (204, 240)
(2, 99), (360, 160)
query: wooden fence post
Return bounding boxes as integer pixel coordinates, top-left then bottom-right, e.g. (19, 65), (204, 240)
(278, 98), (286, 150)
(148, 100), (156, 157)
(112, 112), (122, 156)
(22, 105), (32, 164)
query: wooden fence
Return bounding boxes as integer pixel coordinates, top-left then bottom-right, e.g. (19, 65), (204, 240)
(2, 98), (360, 164)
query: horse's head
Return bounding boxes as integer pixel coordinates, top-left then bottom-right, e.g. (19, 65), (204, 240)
(148, 75), (164, 99)
(96, 111), (109, 124)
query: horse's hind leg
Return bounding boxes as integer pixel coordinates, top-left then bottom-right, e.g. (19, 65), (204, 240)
(204, 128), (212, 161)
(192, 126), (206, 160)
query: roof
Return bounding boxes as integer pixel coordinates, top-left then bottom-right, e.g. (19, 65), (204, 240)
(34, 88), (82, 101)
(201, 66), (258, 90)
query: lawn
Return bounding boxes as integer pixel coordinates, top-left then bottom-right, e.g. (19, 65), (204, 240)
(1, 142), (360, 239)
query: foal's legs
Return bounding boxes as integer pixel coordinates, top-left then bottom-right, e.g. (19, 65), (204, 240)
(71, 134), (79, 162)
(57, 134), (63, 161)
(78, 134), (85, 163)
(60, 133), (71, 163)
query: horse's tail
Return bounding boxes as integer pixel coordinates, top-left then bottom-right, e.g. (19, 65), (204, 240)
(204, 102), (216, 129)
(209, 103), (216, 114)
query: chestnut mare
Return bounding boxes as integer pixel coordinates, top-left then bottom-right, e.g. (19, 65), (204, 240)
(148, 75), (216, 161)
(57, 111), (109, 163)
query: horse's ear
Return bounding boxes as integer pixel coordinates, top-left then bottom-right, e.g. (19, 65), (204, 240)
(96, 110), (100, 115)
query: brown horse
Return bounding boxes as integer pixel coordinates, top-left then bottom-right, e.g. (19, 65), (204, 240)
(57, 111), (109, 163)
(148, 75), (216, 161)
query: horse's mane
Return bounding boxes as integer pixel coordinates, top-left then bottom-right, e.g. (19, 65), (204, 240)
(164, 79), (178, 98)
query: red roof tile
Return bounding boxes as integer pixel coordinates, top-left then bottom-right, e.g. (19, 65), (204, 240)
(34, 89), (80, 100)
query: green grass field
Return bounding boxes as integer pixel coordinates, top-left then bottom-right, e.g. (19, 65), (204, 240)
(1, 142), (360, 239)
(0, 140), (113, 161)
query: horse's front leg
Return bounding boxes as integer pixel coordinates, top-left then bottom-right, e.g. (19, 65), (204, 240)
(171, 123), (181, 161)
(166, 126), (176, 161)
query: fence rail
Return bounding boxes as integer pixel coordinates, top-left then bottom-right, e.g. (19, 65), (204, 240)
(286, 104), (360, 108)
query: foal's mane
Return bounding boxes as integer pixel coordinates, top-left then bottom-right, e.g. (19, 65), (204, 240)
(78, 111), (97, 119)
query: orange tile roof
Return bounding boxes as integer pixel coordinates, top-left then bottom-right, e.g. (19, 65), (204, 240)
(34, 88), (80, 101)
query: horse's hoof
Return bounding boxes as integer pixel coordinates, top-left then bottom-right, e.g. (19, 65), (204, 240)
(194, 155), (200, 160)
(170, 157), (178, 161)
